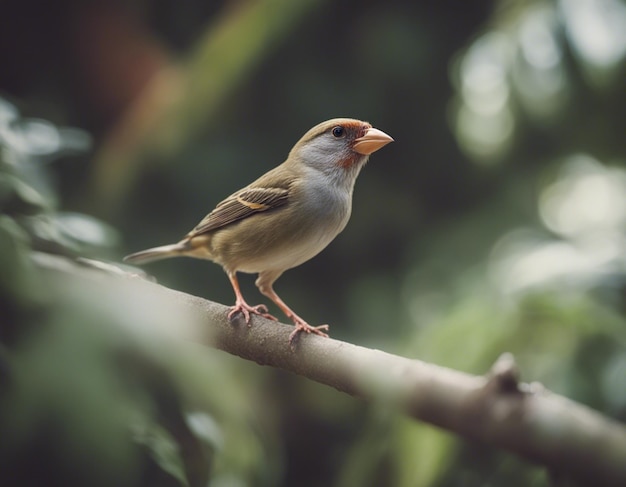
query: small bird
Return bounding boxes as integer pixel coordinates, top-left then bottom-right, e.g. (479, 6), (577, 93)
(124, 118), (393, 344)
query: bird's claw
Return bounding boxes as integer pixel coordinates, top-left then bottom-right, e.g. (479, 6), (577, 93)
(288, 321), (330, 345)
(228, 302), (278, 326)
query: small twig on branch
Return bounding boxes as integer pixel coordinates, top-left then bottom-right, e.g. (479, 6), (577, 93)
(35, 253), (626, 486)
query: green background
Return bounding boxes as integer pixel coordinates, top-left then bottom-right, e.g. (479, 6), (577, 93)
(1, 0), (625, 485)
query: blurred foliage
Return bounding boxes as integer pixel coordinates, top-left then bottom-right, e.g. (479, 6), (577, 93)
(0, 101), (278, 486)
(1, 0), (626, 486)
(90, 0), (321, 209)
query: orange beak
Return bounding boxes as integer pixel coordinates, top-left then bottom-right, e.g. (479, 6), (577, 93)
(353, 127), (394, 155)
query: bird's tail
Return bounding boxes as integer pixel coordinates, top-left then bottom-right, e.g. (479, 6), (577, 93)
(123, 242), (189, 265)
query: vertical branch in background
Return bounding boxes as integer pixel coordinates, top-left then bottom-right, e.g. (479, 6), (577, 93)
(89, 0), (323, 215)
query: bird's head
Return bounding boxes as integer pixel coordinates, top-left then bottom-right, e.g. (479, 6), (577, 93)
(289, 118), (393, 185)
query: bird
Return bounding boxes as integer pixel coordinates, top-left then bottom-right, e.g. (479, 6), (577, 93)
(124, 118), (393, 344)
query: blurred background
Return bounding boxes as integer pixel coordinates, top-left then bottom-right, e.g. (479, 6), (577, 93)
(1, 0), (625, 486)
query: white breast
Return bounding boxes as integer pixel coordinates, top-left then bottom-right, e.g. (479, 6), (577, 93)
(237, 169), (353, 274)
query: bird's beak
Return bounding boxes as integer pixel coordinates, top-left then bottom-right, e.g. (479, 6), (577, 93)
(353, 127), (394, 155)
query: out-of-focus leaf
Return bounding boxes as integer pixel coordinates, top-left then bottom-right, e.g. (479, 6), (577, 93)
(19, 213), (80, 254)
(4, 118), (63, 156)
(132, 421), (189, 487)
(0, 98), (19, 125)
(20, 212), (121, 256)
(0, 172), (51, 216)
(54, 212), (120, 248)
(0, 95), (91, 159)
(0, 215), (42, 309)
(1, 296), (141, 487)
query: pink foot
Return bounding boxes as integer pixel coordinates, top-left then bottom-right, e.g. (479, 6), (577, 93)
(228, 302), (278, 326)
(288, 318), (330, 345)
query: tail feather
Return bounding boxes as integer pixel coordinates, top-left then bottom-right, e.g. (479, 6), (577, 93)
(124, 242), (188, 265)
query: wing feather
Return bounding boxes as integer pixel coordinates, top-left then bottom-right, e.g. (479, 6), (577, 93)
(187, 186), (290, 237)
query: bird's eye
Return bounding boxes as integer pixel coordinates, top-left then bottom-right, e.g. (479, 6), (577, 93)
(331, 126), (345, 138)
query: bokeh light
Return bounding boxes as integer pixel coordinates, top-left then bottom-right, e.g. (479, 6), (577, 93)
(560, 0), (626, 82)
(490, 154), (626, 295)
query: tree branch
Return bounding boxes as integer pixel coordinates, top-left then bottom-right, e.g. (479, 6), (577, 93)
(36, 253), (626, 486)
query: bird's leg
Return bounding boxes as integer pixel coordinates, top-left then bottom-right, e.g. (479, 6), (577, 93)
(227, 272), (277, 325)
(256, 279), (329, 344)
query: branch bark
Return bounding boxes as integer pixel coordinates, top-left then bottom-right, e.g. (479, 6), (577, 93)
(37, 253), (626, 486)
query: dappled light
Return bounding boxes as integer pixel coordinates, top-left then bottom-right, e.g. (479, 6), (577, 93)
(489, 229), (619, 294)
(454, 32), (515, 162)
(561, 0), (626, 80)
(515, 5), (569, 119)
(540, 155), (626, 237)
(490, 155), (626, 294)
(452, 0), (626, 163)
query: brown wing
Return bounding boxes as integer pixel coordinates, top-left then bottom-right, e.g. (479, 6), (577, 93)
(186, 186), (289, 237)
